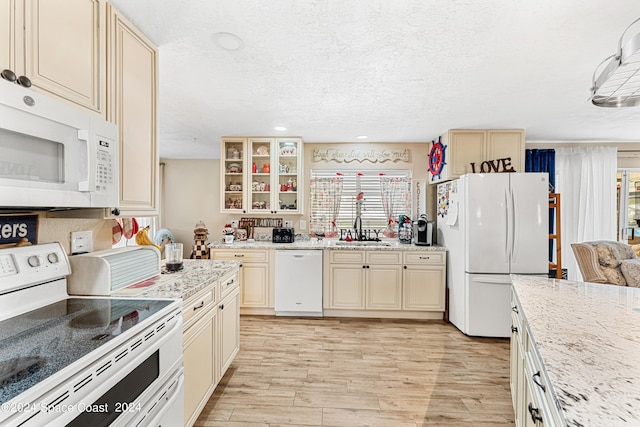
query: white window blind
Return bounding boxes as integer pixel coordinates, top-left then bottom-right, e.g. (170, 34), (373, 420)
(309, 170), (412, 236)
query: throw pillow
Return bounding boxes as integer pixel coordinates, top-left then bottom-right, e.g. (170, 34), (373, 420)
(620, 259), (640, 287)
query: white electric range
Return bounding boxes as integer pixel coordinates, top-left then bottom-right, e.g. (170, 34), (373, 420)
(0, 243), (183, 427)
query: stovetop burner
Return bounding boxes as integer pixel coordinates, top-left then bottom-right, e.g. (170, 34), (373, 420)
(0, 297), (173, 405)
(0, 356), (46, 387)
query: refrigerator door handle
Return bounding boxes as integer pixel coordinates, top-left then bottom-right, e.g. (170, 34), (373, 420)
(505, 188), (511, 263)
(511, 186), (517, 261)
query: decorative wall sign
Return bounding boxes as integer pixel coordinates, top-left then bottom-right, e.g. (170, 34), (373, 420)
(0, 214), (38, 246)
(312, 148), (410, 163)
(469, 157), (516, 173)
(428, 137), (447, 181)
(239, 217), (283, 228)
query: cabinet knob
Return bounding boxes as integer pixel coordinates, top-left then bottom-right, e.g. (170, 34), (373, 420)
(512, 306), (519, 313)
(1, 69), (16, 82)
(111, 208), (121, 216)
(511, 326), (518, 333)
(403, 265), (407, 269)
(220, 304), (225, 310)
(17, 75), (31, 88)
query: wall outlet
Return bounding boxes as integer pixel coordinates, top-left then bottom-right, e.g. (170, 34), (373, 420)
(284, 220), (293, 229)
(71, 230), (93, 254)
(299, 220), (307, 230)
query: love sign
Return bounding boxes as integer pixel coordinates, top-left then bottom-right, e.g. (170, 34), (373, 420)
(469, 157), (515, 173)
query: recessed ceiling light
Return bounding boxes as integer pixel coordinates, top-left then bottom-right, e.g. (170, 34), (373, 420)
(212, 32), (244, 51)
(274, 126), (287, 131)
(356, 135), (368, 139)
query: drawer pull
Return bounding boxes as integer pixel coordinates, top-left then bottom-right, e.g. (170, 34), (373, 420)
(532, 371), (546, 392)
(527, 403), (543, 423)
(193, 301), (205, 311)
(512, 306), (518, 313)
(220, 304), (225, 310)
(419, 256), (431, 260)
(511, 326), (518, 333)
(234, 254), (244, 257)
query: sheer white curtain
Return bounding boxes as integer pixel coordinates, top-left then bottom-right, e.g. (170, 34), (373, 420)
(555, 146), (617, 280)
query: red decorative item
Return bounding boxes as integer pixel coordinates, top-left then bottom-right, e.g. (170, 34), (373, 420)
(111, 219), (123, 245)
(428, 136), (447, 181)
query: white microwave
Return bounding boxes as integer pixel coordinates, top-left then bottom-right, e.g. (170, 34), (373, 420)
(0, 79), (118, 209)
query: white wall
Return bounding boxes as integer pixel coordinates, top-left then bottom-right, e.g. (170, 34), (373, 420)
(161, 159), (222, 257)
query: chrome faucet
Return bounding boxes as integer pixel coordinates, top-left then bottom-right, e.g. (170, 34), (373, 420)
(353, 215), (363, 241)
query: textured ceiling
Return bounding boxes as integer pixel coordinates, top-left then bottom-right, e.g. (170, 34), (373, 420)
(109, 0), (640, 159)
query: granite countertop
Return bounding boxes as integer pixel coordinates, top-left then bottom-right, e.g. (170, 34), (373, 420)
(112, 259), (241, 301)
(511, 275), (640, 426)
(209, 240), (446, 251)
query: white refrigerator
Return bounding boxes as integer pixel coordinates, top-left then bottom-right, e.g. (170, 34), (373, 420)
(437, 173), (549, 338)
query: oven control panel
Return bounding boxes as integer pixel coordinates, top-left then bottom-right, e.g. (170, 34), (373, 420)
(0, 242), (70, 294)
(0, 254), (17, 277)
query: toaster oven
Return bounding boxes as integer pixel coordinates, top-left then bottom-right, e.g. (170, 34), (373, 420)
(272, 228), (295, 243)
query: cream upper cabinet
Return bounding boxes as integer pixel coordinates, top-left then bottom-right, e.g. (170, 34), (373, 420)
(220, 137), (303, 214)
(107, 3), (159, 216)
(221, 138), (248, 213)
(1, 0), (106, 114)
(0, 1), (15, 76)
(428, 129), (525, 184)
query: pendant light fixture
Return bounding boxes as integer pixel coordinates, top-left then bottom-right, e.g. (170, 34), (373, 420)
(591, 17), (640, 107)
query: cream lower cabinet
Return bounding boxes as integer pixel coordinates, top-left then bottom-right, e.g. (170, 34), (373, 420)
(218, 272), (240, 378)
(511, 288), (564, 427)
(211, 249), (274, 315)
(1, 0), (105, 114)
(183, 284), (217, 427)
(325, 249), (445, 318)
(511, 294), (526, 427)
(327, 250), (403, 310)
(183, 270), (241, 427)
(402, 251), (446, 310)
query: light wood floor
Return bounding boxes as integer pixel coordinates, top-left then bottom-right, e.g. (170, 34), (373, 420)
(195, 316), (515, 427)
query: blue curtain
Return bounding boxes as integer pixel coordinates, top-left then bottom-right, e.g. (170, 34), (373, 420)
(525, 149), (555, 190)
(525, 149), (556, 267)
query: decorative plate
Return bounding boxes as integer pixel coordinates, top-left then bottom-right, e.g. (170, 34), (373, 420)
(255, 146), (269, 155)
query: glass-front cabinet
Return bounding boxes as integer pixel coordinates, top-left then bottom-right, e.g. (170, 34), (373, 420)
(221, 138), (247, 213)
(249, 138), (273, 213)
(274, 138), (301, 213)
(220, 137), (303, 214)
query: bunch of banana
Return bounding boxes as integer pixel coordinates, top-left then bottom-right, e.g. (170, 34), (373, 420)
(135, 226), (162, 250)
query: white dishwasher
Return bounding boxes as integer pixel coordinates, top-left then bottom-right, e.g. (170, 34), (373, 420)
(275, 249), (323, 316)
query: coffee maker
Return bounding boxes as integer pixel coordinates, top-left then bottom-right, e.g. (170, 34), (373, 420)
(413, 214), (433, 246)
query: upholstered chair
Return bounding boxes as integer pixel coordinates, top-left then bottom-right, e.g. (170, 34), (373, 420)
(571, 241), (640, 287)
